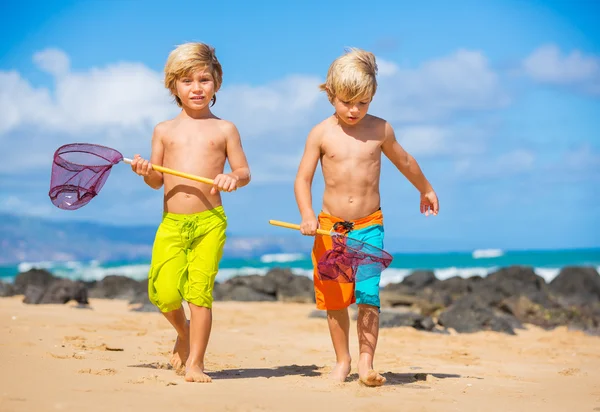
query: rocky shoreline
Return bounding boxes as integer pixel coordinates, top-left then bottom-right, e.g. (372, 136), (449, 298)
(1, 265), (599, 335)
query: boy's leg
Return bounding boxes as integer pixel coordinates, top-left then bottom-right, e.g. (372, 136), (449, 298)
(148, 218), (190, 371)
(313, 222), (355, 382)
(326, 308), (352, 382)
(182, 212), (227, 383)
(357, 304), (385, 386)
(162, 306), (190, 371)
(186, 303), (212, 382)
(351, 223), (386, 386)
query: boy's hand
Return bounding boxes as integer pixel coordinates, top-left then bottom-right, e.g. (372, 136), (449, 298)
(300, 216), (318, 236)
(420, 190), (439, 216)
(211, 173), (239, 195)
(130, 154), (153, 176)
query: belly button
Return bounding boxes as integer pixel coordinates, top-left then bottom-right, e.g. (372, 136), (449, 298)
(348, 196), (353, 203)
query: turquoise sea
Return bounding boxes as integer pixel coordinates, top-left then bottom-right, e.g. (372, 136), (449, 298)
(1, 248), (599, 286)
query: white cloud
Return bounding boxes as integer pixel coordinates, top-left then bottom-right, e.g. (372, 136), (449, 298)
(0, 62), (175, 140)
(0, 47), (508, 187)
(563, 144), (600, 171)
(0, 195), (55, 217)
(522, 44), (600, 94)
(371, 49), (508, 122)
(376, 58), (399, 77)
(216, 74), (325, 139)
(33, 48), (70, 77)
(0, 71), (54, 135)
(455, 149), (535, 179)
(398, 126), (447, 156)
(397, 123), (488, 157)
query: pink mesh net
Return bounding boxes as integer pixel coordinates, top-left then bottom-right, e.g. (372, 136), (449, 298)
(49, 143), (124, 210)
(316, 223), (393, 283)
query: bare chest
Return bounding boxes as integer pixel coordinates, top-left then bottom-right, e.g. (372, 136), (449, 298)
(322, 134), (382, 163)
(163, 131), (226, 157)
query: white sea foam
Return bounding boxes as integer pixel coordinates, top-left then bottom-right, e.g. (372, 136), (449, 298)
(535, 267), (561, 283)
(18, 261), (56, 272)
(10, 260), (598, 285)
(472, 249), (504, 259)
(260, 253), (305, 263)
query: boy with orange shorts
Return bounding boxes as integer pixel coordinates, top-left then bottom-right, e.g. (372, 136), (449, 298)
(295, 48), (439, 386)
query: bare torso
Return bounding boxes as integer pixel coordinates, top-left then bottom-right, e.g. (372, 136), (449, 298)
(159, 116), (228, 214)
(319, 114), (386, 221)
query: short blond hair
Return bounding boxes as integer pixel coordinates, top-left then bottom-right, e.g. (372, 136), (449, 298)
(164, 42), (223, 107)
(319, 48), (378, 103)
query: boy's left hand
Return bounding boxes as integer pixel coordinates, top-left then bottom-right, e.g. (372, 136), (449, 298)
(211, 173), (239, 195)
(420, 190), (439, 216)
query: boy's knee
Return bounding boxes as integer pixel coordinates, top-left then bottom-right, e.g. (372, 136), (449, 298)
(150, 287), (182, 313)
(357, 303), (380, 313)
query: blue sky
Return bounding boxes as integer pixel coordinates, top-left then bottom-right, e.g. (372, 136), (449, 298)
(0, 0), (599, 252)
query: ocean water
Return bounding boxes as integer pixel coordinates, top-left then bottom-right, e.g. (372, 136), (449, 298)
(1, 248), (599, 286)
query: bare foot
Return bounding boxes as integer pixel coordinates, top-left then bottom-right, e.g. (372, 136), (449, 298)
(359, 369), (386, 387)
(170, 334), (189, 373)
(185, 364), (212, 383)
(329, 361), (351, 383)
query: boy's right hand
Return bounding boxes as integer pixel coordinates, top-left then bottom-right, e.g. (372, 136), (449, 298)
(420, 190), (439, 216)
(130, 154), (153, 176)
(300, 216), (318, 236)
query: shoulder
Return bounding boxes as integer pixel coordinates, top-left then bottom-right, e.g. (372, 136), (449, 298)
(215, 118), (240, 137)
(365, 115), (395, 139)
(308, 117), (333, 140)
(152, 120), (173, 138)
(362, 114), (387, 129)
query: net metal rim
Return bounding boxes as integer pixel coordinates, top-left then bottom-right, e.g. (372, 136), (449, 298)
(54, 143), (123, 168)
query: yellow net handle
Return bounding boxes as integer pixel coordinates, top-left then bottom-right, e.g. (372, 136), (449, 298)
(123, 158), (214, 185)
(268, 220), (331, 236)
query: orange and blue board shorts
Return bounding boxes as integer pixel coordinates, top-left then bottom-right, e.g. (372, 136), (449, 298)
(312, 208), (385, 310)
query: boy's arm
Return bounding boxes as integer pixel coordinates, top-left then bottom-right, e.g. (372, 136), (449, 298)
(131, 124), (164, 190)
(213, 122), (250, 194)
(381, 122), (439, 215)
(294, 126), (321, 235)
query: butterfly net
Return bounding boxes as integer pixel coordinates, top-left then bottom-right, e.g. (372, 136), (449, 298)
(316, 222), (393, 283)
(49, 143), (124, 210)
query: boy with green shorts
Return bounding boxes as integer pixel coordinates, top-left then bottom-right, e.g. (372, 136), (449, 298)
(131, 42), (251, 383)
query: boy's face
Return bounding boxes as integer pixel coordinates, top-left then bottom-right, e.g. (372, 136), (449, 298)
(332, 96), (372, 126)
(176, 69), (217, 110)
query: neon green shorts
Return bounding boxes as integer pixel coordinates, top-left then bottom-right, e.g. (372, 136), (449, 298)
(148, 206), (227, 312)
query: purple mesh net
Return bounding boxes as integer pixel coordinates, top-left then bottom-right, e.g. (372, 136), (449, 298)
(49, 143), (124, 210)
(317, 234), (393, 284)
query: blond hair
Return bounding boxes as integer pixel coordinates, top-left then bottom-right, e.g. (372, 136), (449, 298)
(319, 48), (378, 103)
(164, 42), (223, 107)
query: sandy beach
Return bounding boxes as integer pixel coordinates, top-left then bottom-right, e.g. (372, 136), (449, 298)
(0, 296), (599, 412)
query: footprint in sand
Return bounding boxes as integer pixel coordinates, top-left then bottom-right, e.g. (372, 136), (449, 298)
(127, 374), (177, 386)
(559, 368), (581, 376)
(130, 362), (173, 370)
(48, 352), (85, 360)
(78, 368), (117, 376)
(62, 335), (124, 352)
